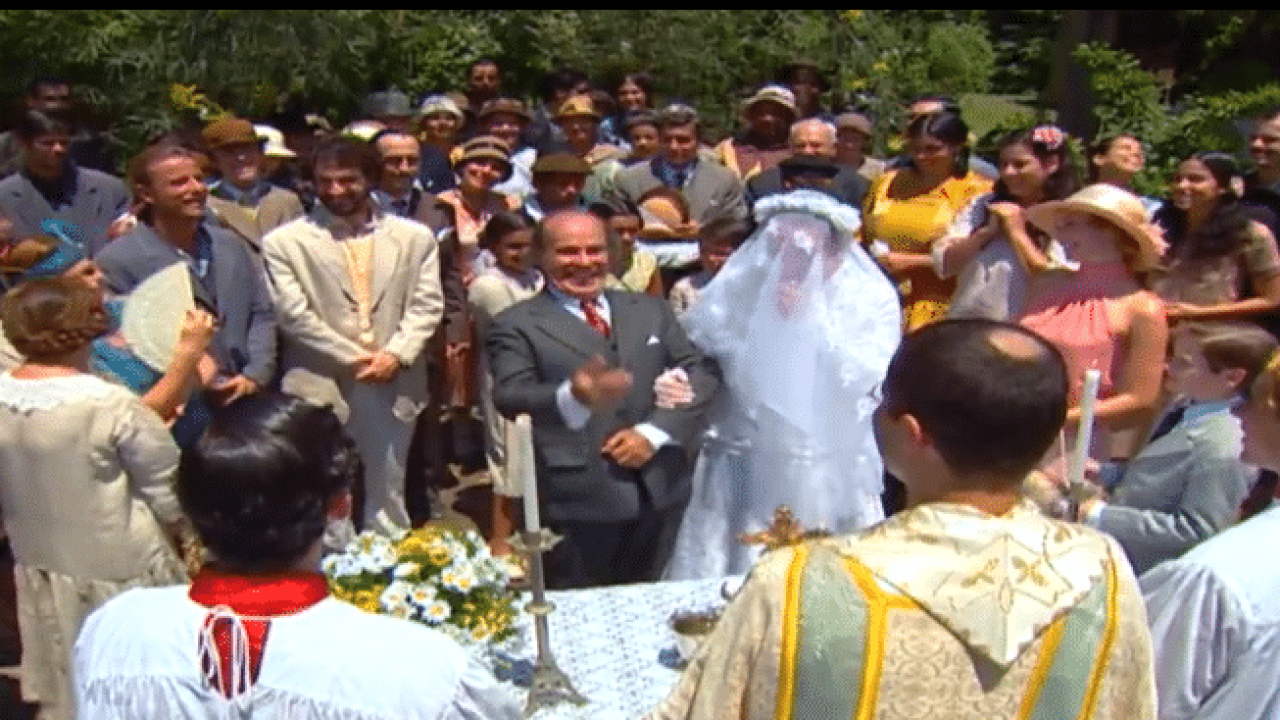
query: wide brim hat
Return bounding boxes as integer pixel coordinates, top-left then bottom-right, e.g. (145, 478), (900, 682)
(1025, 184), (1168, 271)
(417, 94), (466, 124)
(555, 95), (600, 122)
(835, 112), (873, 137)
(453, 135), (513, 182)
(778, 155), (840, 179)
(741, 85), (798, 120)
(476, 97), (532, 124)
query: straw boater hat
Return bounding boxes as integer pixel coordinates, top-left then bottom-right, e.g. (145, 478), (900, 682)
(452, 135), (513, 181)
(1025, 184), (1168, 271)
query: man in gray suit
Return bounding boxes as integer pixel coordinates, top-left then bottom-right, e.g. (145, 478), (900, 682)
(487, 210), (720, 588)
(0, 109), (129, 256)
(96, 144), (276, 411)
(610, 104), (748, 232)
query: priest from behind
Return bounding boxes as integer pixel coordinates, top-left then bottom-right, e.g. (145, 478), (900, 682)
(647, 319), (1156, 720)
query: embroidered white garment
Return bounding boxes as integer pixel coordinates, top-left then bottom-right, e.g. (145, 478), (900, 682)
(844, 500), (1109, 666)
(0, 372), (119, 412)
(75, 586), (522, 720)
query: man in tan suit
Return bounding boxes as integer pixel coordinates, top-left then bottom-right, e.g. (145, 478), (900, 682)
(203, 116), (305, 252)
(262, 137), (442, 528)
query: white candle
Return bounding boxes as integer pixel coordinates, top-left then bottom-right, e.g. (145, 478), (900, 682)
(1068, 369), (1102, 490)
(514, 414), (541, 532)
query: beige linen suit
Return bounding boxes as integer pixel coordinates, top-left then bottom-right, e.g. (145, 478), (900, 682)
(262, 209), (442, 528)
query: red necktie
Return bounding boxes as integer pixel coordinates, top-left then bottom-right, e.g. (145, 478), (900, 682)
(581, 299), (610, 338)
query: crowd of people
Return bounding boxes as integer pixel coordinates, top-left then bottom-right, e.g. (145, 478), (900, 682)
(0, 56), (1278, 718)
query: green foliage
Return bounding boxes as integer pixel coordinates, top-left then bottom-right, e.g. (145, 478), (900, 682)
(987, 11), (1061, 95)
(0, 10), (1001, 165)
(1073, 42), (1280, 196)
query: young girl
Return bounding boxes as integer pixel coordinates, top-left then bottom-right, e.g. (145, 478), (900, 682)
(935, 125), (1080, 321)
(1088, 133), (1162, 217)
(1020, 184), (1169, 458)
(1150, 152), (1280, 323)
(466, 212), (543, 556)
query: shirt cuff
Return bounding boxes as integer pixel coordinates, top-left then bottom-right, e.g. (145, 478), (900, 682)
(1082, 500), (1107, 527)
(634, 422), (673, 449)
(555, 381), (592, 430)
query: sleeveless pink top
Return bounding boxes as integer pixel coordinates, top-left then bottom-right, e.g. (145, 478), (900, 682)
(1019, 262), (1138, 406)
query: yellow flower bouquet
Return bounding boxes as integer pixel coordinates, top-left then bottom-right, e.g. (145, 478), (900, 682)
(323, 523), (520, 646)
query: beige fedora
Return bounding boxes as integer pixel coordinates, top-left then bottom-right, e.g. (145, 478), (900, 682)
(1025, 184), (1167, 271)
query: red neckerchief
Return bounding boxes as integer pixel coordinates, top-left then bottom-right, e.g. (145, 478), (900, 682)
(189, 567), (331, 699)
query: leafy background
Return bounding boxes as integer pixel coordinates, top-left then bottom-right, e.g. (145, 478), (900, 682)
(2, 9), (1278, 191)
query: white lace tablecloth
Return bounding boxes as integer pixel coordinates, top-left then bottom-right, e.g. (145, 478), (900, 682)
(491, 577), (728, 719)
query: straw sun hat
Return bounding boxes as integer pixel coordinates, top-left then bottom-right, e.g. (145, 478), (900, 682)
(1025, 184), (1168, 271)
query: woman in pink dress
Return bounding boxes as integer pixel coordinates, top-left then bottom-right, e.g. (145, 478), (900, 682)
(1020, 184), (1169, 458)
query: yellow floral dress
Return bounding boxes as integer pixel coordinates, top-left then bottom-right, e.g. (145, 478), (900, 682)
(863, 169), (991, 330)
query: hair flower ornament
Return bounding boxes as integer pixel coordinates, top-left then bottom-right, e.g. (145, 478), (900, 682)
(1032, 125), (1067, 151)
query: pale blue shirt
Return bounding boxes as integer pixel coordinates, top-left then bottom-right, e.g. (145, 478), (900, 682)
(1141, 504), (1280, 719)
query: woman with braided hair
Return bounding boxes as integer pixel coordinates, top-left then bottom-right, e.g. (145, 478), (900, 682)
(0, 277), (189, 719)
(0, 223), (215, 426)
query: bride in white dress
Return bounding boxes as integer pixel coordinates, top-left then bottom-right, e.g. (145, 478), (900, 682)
(663, 189), (902, 580)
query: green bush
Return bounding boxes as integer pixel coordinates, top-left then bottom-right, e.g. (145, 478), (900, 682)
(1074, 42), (1280, 196)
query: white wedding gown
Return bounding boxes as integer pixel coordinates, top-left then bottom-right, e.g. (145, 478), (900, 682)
(664, 191), (902, 580)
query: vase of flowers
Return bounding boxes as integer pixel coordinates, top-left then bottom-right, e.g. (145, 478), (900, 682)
(323, 522), (520, 646)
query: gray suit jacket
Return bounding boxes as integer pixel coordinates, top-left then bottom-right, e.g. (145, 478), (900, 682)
(0, 166), (128, 256)
(95, 220), (278, 386)
(487, 289), (720, 523)
(1095, 403), (1254, 576)
(610, 159), (748, 224)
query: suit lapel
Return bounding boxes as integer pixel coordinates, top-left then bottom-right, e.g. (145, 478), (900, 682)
(207, 197), (261, 249)
(13, 178), (55, 235)
(529, 290), (617, 363)
(369, 220), (402, 309)
(608, 290), (648, 363)
(303, 222), (358, 303)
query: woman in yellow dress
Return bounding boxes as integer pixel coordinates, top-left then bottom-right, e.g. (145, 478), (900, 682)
(863, 112), (992, 330)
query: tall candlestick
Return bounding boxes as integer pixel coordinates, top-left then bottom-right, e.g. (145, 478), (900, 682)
(1068, 369), (1102, 491)
(514, 414), (541, 532)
